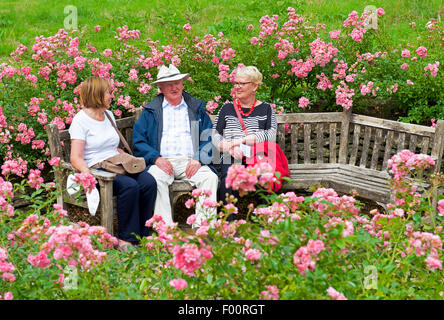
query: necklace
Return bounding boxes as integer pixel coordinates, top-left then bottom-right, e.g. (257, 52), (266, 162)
(234, 98), (257, 117)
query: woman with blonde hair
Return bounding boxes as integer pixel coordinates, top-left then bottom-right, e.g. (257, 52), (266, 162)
(69, 77), (157, 251)
(212, 66), (277, 210)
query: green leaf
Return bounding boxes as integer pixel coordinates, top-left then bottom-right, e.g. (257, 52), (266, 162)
(206, 274), (213, 285)
(412, 213), (421, 226)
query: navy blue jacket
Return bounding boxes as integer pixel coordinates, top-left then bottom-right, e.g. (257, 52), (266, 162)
(133, 91), (217, 174)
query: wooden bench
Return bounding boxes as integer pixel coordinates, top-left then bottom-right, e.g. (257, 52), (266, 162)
(47, 108), (444, 235)
(275, 109), (443, 207)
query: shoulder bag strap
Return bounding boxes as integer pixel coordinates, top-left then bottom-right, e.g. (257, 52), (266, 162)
(104, 111), (133, 155)
(233, 104), (249, 136)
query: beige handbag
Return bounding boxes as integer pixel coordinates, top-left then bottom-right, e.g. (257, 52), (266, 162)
(96, 112), (146, 175)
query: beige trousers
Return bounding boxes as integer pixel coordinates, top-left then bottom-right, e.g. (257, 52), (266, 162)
(148, 157), (218, 227)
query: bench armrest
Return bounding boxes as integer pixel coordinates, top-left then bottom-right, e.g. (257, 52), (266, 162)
(60, 161), (117, 181)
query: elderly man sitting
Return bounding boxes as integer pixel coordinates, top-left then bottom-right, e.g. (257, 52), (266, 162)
(133, 64), (218, 228)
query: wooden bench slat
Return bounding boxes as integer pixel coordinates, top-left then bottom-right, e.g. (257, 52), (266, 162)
(397, 132), (406, 152)
(421, 136), (430, 154)
(360, 126), (372, 168)
(329, 123), (338, 163)
(349, 124), (361, 166)
(290, 124), (299, 164)
(277, 112), (343, 123)
(409, 134), (418, 152)
(351, 114), (435, 136)
(316, 123), (324, 164)
(277, 123), (286, 151)
(370, 128), (383, 170)
(382, 130), (394, 170)
(304, 124), (311, 164)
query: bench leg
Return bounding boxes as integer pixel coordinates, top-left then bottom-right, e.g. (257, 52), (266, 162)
(99, 180), (114, 236)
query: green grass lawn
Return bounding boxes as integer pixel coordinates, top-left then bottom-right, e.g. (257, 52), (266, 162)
(0, 0), (442, 60)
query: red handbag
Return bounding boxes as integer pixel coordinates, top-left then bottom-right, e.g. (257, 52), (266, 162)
(233, 105), (290, 192)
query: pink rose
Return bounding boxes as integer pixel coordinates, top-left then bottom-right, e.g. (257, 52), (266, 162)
(376, 8), (385, 16)
(298, 96), (310, 109)
(329, 30), (341, 39)
(169, 278), (188, 290)
(245, 248), (261, 261)
(416, 46), (427, 58)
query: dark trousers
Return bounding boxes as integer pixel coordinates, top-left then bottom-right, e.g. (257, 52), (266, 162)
(112, 171), (157, 242)
(219, 158), (242, 222)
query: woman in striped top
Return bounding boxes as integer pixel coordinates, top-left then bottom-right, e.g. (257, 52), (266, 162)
(212, 66), (277, 209)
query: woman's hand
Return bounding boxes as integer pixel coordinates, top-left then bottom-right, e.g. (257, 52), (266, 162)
(229, 145), (244, 160)
(244, 134), (257, 146)
(219, 139), (243, 152)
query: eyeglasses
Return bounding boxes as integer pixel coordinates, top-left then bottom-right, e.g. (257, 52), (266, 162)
(233, 81), (252, 87)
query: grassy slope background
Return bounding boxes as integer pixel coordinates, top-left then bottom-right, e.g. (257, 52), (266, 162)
(0, 0), (442, 61)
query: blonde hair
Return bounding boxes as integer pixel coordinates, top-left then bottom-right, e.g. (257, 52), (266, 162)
(236, 66), (263, 86)
(79, 77), (111, 109)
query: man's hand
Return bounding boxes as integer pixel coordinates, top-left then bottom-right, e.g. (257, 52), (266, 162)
(185, 159), (201, 178)
(155, 157), (173, 176)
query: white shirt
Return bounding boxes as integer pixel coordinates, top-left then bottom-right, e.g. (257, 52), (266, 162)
(69, 109), (120, 167)
(160, 97), (194, 158)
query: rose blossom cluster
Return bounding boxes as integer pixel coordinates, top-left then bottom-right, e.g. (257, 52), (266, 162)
(0, 177), (14, 218)
(288, 57), (315, 78)
(26, 169), (44, 189)
(0, 247), (16, 283)
(169, 278), (188, 290)
(327, 287), (347, 300)
(254, 201), (300, 224)
(225, 164), (258, 197)
(115, 25), (141, 45)
(73, 172), (97, 194)
(424, 61), (439, 77)
(387, 150), (435, 178)
(27, 222), (118, 270)
(259, 285), (279, 300)
(293, 239), (325, 276)
(405, 229), (442, 271)
(172, 242), (213, 276)
(310, 38), (339, 67)
(310, 188), (360, 218)
(438, 199), (444, 217)
(335, 81), (355, 109)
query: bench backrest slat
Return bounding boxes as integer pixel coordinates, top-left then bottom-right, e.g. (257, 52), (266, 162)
(316, 123), (323, 164)
(329, 123), (338, 164)
(303, 123), (311, 164)
(290, 123), (299, 164)
(349, 124), (361, 166)
(370, 128), (384, 170)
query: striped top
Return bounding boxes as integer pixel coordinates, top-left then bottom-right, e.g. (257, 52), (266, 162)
(212, 102), (277, 150)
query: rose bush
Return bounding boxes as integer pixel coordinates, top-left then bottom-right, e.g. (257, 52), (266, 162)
(0, 150), (442, 300)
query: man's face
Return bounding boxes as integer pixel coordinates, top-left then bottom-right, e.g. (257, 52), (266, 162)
(158, 79), (184, 106)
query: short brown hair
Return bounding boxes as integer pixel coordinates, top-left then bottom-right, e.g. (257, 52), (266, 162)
(79, 77), (110, 109)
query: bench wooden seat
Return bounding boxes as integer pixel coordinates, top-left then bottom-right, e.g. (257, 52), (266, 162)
(47, 107), (444, 235)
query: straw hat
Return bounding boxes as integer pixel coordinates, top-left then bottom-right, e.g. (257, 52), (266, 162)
(151, 64), (190, 85)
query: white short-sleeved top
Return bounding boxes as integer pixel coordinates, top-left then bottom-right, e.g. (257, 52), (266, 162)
(69, 109), (120, 167)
